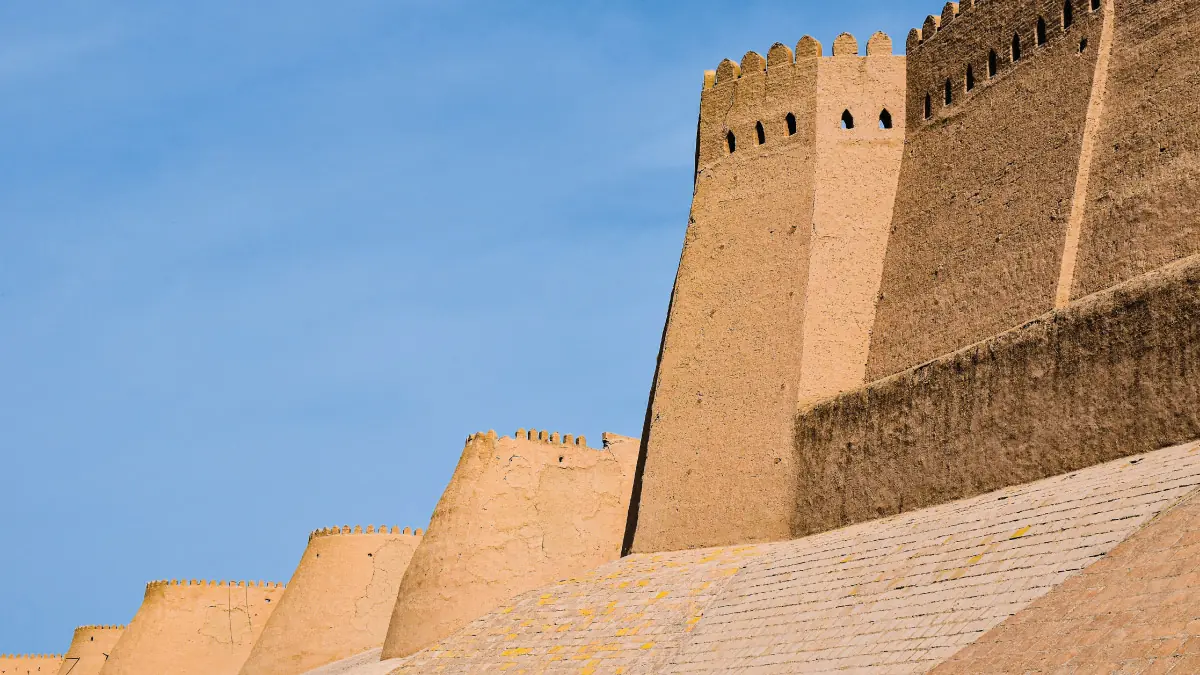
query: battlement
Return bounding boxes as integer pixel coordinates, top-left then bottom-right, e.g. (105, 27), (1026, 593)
(696, 31), (903, 168)
(904, 0), (1102, 126)
(73, 624), (125, 632)
(144, 579), (285, 592)
(308, 525), (423, 539)
(511, 428), (588, 447)
(0, 654), (62, 659)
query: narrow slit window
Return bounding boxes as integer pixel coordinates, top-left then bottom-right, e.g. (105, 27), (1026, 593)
(944, 79), (953, 106)
(1037, 18), (1047, 46)
(879, 109), (893, 129)
(1091, 0), (1100, 10)
(924, 94), (932, 119)
(755, 121), (766, 145)
(1080, 37), (1089, 52)
(989, 50), (998, 77)
(1063, 0), (1074, 28)
(840, 110), (855, 129)
(726, 131), (736, 154)
(1013, 33), (1022, 61)
(786, 113), (797, 136)
(966, 64), (975, 91)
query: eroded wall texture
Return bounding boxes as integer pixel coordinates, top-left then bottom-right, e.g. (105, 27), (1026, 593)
(98, 580), (283, 675)
(866, 0), (1105, 379)
(56, 626), (124, 675)
(793, 253), (1200, 538)
(1069, 0), (1200, 298)
(381, 430), (638, 658)
(238, 527), (422, 675)
(627, 34), (905, 555)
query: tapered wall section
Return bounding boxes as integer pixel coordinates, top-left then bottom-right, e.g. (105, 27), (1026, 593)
(239, 527), (422, 675)
(627, 34), (905, 555)
(1070, 0), (1200, 298)
(57, 626), (124, 675)
(0, 656), (62, 674)
(381, 430), (638, 659)
(798, 32), (905, 408)
(866, 0), (1106, 380)
(99, 580), (283, 675)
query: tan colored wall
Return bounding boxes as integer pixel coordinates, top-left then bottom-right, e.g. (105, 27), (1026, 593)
(380, 430), (638, 658)
(866, 0), (1106, 380)
(627, 33), (905, 555)
(1069, 0), (1200, 299)
(793, 253), (1200, 538)
(239, 527), (422, 675)
(56, 626), (124, 675)
(98, 580), (284, 675)
(798, 33), (905, 408)
(934, 487), (1200, 673)
(0, 656), (62, 675)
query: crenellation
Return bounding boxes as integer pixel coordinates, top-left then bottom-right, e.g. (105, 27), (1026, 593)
(766, 42), (793, 68)
(739, 50), (765, 74)
(865, 31), (892, 56)
(831, 32), (858, 56)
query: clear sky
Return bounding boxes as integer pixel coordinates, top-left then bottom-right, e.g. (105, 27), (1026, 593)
(0, 0), (930, 653)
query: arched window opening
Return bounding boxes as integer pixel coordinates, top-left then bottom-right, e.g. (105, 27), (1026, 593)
(755, 121), (766, 145)
(1091, 0), (1100, 10)
(840, 109), (855, 130)
(924, 94), (932, 120)
(966, 64), (976, 92)
(879, 109), (893, 129)
(1063, 0), (1074, 28)
(726, 131), (736, 154)
(786, 113), (797, 136)
(1037, 18), (1048, 46)
(989, 50), (998, 77)
(1012, 33), (1023, 61)
(944, 79), (953, 106)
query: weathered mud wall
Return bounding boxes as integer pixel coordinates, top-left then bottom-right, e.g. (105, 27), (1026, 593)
(793, 253), (1200, 537)
(380, 430), (638, 659)
(0, 655), (62, 674)
(98, 580), (284, 675)
(627, 34), (905, 555)
(238, 527), (422, 675)
(1070, 0), (1200, 298)
(867, 0), (1105, 379)
(798, 32), (906, 408)
(56, 626), (124, 675)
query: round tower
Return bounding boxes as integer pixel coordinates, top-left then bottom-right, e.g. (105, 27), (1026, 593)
(98, 580), (284, 675)
(56, 625), (124, 675)
(237, 526), (423, 675)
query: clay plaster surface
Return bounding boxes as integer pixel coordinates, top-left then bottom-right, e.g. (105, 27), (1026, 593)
(794, 253), (1200, 538)
(630, 35), (904, 556)
(1071, 0), (1200, 298)
(381, 431), (639, 658)
(868, 0), (1105, 380)
(935, 487), (1200, 673)
(56, 626), (123, 675)
(379, 440), (1200, 673)
(296, 650), (400, 675)
(239, 528), (422, 675)
(98, 581), (283, 675)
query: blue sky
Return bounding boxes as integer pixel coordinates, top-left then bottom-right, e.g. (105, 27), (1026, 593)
(0, 0), (928, 653)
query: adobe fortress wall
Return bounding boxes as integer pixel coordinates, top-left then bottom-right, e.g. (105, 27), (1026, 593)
(866, 0), (1108, 380)
(238, 526), (423, 675)
(1069, 0), (1200, 298)
(381, 430), (638, 658)
(0, 655), (63, 674)
(98, 580), (284, 675)
(627, 33), (905, 555)
(57, 626), (124, 675)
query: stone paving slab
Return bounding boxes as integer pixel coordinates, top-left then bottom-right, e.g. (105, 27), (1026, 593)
(383, 440), (1200, 674)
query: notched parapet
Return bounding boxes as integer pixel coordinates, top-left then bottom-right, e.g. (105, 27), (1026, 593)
(513, 428), (588, 447)
(832, 33), (859, 56)
(309, 524), (425, 539)
(74, 624), (126, 631)
(144, 579), (285, 592)
(867, 31), (893, 56)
